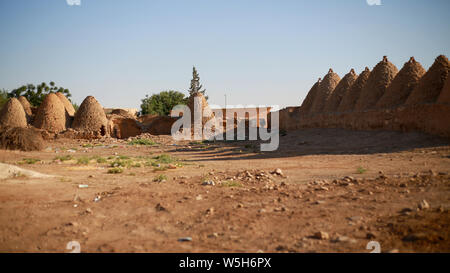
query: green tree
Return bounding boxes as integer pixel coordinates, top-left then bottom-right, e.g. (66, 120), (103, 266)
(72, 102), (80, 111)
(0, 89), (8, 109)
(8, 82), (71, 107)
(140, 90), (187, 116)
(188, 66), (208, 100)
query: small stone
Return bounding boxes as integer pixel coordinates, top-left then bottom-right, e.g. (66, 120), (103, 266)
(202, 181), (215, 186)
(195, 195), (203, 201)
(366, 233), (376, 239)
(206, 207), (214, 215)
(85, 208), (92, 214)
(237, 203), (244, 208)
(273, 168), (283, 176)
(178, 237), (192, 242)
(313, 231), (329, 240)
(400, 208), (413, 215)
(66, 222), (79, 227)
(418, 200), (430, 210)
(313, 200), (325, 205)
(155, 203), (166, 211)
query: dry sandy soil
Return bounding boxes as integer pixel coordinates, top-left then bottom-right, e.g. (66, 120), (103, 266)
(0, 128), (449, 253)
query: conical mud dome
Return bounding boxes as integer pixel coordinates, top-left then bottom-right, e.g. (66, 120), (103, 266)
(309, 69), (341, 114)
(18, 96), (33, 116)
(72, 96), (108, 135)
(354, 56), (398, 111)
(0, 98), (28, 128)
(437, 74), (450, 104)
(33, 93), (67, 133)
(405, 55), (449, 105)
(55, 92), (76, 116)
(323, 69), (358, 112)
(376, 57), (426, 109)
(299, 78), (321, 114)
(338, 67), (371, 112)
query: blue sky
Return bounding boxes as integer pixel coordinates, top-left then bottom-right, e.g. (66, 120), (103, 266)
(0, 0), (449, 109)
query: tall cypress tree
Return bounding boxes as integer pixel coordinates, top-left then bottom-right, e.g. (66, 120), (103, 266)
(188, 66), (208, 100)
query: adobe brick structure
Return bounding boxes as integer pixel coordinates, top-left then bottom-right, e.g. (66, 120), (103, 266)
(354, 56), (398, 111)
(323, 69), (357, 113)
(299, 78), (321, 114)
(277, 55), (450, 138)
(376, 57), (425, 109)
(405, 55), (449, 105)
(72, 96), (109, 137)
(338, 67), (371, 112)
(309, 69), (341, 114)
(437, 75), (450, 104)
(0, 97), (28, 128)
(33, 93), (68, 133)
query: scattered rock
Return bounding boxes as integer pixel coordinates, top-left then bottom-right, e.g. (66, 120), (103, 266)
(155, 203), (166, 211)
(178, 237), (192, 242)
(205, 207), (214, 216)
(418, 200), (430, 210)
(272, 168), (284, 176)
(313, 231), (329, 240)
(208, 233), (219, 238)
(400, 208), (413, 215)
(202, 181), (215, 186)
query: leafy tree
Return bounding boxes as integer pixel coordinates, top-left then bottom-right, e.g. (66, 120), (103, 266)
(140, 90), (187, 116)
(188, 66), (208, 100)
(72, 102), (80, 111)
(8, 82), (71, 107)
(0, 89), (8, 109)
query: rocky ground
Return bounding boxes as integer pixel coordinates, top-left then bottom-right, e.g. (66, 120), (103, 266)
(0, 128), (449, 253)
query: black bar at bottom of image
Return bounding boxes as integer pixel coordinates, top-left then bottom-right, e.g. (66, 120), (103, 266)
(0, 253), (447, 272)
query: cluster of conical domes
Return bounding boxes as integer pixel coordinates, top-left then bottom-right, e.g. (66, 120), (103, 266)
(0, 92), (112, 137)
(300, 55), (449, 114)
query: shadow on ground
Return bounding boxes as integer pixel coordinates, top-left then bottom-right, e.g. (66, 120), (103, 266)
(166, 128), (450, 162)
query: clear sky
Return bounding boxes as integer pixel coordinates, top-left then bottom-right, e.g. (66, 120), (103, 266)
(0, 0), (449, 109)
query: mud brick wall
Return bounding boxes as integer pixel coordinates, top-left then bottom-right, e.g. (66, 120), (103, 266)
(277, 102), (450, 138)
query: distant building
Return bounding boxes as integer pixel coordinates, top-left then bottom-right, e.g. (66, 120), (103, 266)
(104, 108), (139, 117)
(211, 107), (272, 128)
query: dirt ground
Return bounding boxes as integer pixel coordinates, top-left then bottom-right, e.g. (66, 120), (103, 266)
(0, 128), (449, 253)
